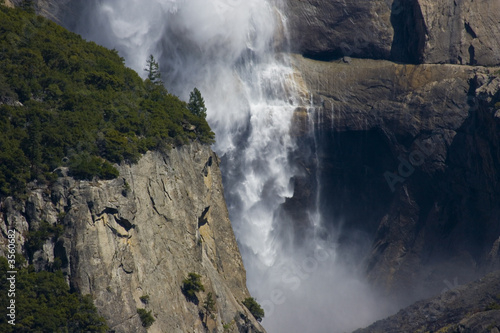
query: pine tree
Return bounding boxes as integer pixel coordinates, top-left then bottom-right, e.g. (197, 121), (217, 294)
(144, 54), (162, 84)
(203, 292), (216, 325)
(242, 297), (264, 322)
(188, 87), (207, 118)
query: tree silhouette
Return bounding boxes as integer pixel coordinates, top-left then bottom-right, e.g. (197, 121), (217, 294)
(188, 87), (207, 118)
(203, 292), (216, 325)
(181, 272), (205, 304)
(144, 54), (162, 84)
(242, 297), (264, 322)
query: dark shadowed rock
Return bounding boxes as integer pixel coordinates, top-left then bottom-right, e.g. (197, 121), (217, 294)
(285, 0), (394, 61)
(354, 270), (500, 333)
(291, 54), (500, 304)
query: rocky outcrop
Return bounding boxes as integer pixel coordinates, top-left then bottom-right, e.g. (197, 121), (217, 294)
(354, 270), (500, 333)
(0, 143), (264, 333)
(285, 0), (500, 66)
(290, 54), (500, 304)
(285, 0), (394, 60)
(416, 0), (500, 66)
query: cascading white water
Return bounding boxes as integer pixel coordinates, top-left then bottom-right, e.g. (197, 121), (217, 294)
(73, 0), (392, 331)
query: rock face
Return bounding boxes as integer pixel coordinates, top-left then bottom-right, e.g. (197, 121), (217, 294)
(285, 0), (500, 66)
(285, 0), (394, 60)
(0, 143), (264, 333)
(8, 0), (80, 24)
(290, 54), (500, 304)
(416, 0), (500, 66)
(354, 270), (500, 333)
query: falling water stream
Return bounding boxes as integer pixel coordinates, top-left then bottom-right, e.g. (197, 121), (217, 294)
(71, 0), (390, 331)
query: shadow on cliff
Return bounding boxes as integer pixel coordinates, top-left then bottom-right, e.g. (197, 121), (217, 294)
(390, 0), (426, 64)
(280, 76), (500, 318)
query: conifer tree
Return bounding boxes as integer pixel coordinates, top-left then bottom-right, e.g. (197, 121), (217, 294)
(188, 87), (207, 118)
(144, 54), (162, 84)
(203, 292), (216, 325)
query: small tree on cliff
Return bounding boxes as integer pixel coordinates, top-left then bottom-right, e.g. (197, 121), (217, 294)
(144, 54), (162, 84)
(242, 297), (264, 322)
(188, 87), (207, 118)
(203, 292), (216, 325)
(181, 272), (205, 304)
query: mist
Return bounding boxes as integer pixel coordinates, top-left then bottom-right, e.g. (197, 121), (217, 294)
(70, 0), (395, 331)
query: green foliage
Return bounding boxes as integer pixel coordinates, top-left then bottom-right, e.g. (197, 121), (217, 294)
(68, 152), (119, 180)
(0, 6), (214, 197)
(140, 294), (150, 304)
(486, 302), (500, 311)
(204, 292), (216, 314)
(181, 272), (205, 303)
(137, 308), (155, 328)
(495, 102), (500, 110)
(144, 54), (162, 84)
(0, 257), (108, 332)
(188, 87), (207, 118)
(242, 297), (265, 322)
(223, 321), (235, 331)
(25, 220), (63, 257)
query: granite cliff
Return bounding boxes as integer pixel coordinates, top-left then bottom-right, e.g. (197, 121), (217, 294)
(286, 0), (500, 66)
(0, 143), (264, 332)
(283, 0), (500, 308)
(289, 54), (500, 304)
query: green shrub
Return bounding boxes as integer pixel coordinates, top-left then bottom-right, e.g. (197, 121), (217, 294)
(204, 292), (216, 314)
(137, 308), (155, 328)
(140, 294), (150, 304)
(181, 272), (205, 303)
(486, 302), (500, 311)
(242, 297), (265, 322)
(25, 220), (64, 257)
(68, 153), (119, 180)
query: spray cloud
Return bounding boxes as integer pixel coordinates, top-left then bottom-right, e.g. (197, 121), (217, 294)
(72, 1), (393, 331)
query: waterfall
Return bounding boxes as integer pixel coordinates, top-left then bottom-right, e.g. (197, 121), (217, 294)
(71, 0), (391, 331)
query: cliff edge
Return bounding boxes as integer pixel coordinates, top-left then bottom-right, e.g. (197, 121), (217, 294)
(1, 143), (264, 333)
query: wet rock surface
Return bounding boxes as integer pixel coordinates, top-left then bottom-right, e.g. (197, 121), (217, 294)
(291, 54), (500, 304)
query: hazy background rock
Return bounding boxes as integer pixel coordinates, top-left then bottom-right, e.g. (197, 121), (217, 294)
(290, 55), (500, 304)
(354, 270), (500, 333)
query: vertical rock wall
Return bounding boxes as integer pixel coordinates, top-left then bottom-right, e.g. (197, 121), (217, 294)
(0, 143), (264, 333)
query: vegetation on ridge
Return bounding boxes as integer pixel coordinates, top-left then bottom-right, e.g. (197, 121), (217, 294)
(0, 257), (108, 332)
(0, 5), (214, 197)
(137, 308), (155, 328)
(242, 297), (265, 322)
